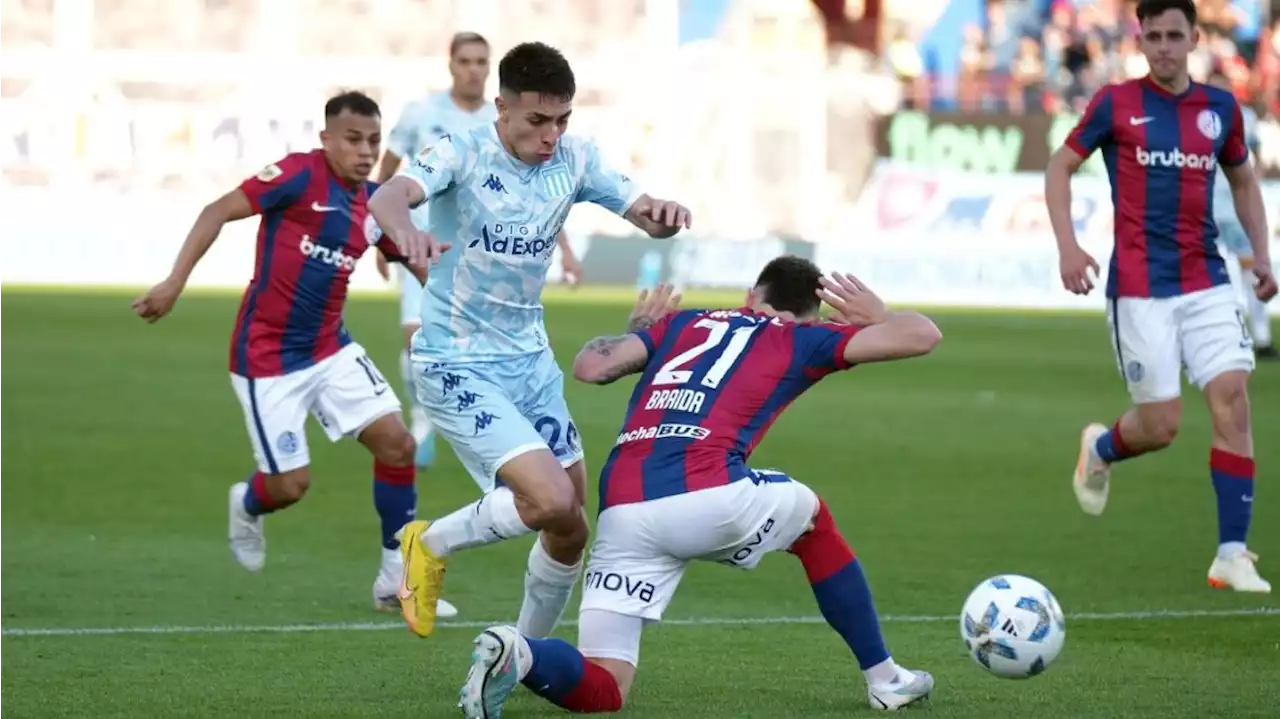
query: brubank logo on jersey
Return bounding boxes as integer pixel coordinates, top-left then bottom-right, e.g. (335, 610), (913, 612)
(299, 236), (357, 271)
(468, 224), (559, 258)
(1134, 146), (1217, 171)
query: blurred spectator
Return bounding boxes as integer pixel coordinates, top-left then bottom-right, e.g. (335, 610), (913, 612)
(894, 0), (1275, 117)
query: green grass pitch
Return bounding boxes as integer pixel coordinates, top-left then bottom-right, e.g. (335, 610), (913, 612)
(2, 288), (1277, 718)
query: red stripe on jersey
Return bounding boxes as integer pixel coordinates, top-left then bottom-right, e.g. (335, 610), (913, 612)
(1111, 82), (1150, 297)
(1174, 86), (1215, 294)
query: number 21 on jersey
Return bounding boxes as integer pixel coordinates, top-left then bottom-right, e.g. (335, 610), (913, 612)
(651, 318), (762, 389)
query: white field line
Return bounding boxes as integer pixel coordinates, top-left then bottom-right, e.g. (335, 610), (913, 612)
(3, 607), (1275, 638)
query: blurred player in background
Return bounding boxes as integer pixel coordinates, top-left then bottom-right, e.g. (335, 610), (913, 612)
(374, 31), (583, 469)
(456, 260), (943, 717)
(1046, 0), (1276, 593)
(370, 42), (691, 640)
(1206, 67), (1275, 360)
(132, 91), (457, 618)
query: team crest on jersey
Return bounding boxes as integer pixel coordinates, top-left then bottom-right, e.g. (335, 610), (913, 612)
(256, 163), (284, 182)
(541, 163), (574, 198)
(1196, 110), (1222, 141)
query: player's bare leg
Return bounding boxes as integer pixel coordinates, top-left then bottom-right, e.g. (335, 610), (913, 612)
(401, 448), (585, 638)
(1202, 371), (1269, 592)
(357, 412), (460, 616)
(399, 322), (437, 466)
(1074, 399), (1180, 515)
(229, 467), (310, 571)
(788, 499), (933, 710)
(514, 458), (590, 638)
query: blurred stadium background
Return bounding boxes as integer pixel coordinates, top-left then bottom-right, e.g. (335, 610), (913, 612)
(3, 0), (1275, 307)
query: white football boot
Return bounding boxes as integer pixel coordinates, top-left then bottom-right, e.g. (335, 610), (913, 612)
(868, 667), (934, 711)
(460, 625), (523, 719)
(372, 546), (459, 617)
(1208, 550), (1272, 593)
(228, 482), (265, 571)
(1073, 423), (1111, 516)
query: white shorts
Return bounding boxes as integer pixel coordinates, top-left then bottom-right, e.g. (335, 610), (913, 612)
(1107, 284), (1255, 404)
(231, 342), (402, 474)
(413, 348), (583, 492)
(579, 472), (819, 622)
(399, 266), (423, 326)
(1216, 218), (1253, 259)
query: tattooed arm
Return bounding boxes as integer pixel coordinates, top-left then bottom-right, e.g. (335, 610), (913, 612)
(571, 332), (651, 385)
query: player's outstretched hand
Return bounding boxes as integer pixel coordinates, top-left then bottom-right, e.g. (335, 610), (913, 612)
(132, 278), (183, 323)
(818, 272), (889, 326)
(628, 283), (682, 331)
(1254, 263), (1278, 303)
(1059, 244), (1100, 295)
(640, 197), (693, 230)
(399, 228), (452, 267)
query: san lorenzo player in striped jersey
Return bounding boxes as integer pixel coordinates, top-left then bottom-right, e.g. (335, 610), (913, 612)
(132, 91), (456, 617)
(456, 259), (943, 716)
(1046, 0), (1275, 592)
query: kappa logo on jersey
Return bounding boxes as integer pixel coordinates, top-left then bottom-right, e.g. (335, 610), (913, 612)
(1134, 146), (1217, 171)
(583, 570), (656, 603)
(616, 423), (711, 445)
(482, 174), (507, 194)
(468, 226), (558, 258)
(299, 236), (357, 271)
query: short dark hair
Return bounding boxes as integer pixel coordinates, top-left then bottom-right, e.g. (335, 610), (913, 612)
(498, 42), (575, 101)
(324, 90), (380, 120)
(753, 255), (823, 318)
(1135, 0), (1197, 27)
(450, 31), (488, 57)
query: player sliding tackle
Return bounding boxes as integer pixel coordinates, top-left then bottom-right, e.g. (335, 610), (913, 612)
(457, 259), (943, 716)
(1046, 0), (1275, 593)
(368, 42), (693, 640)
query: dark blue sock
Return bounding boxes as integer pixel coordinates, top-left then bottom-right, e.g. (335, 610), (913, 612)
(520, 637), (585, 703)
(791, 502), (890, 670)
(373, 461), (417, 550)
(1093, 422), (1136, 464)
(1210, 448), (1255, 545)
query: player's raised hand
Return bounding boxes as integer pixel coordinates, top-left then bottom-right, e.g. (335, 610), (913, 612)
(628, 283), (682, 331)
(818, 272), (890, 326)
(132, 277), (184, 323)
(1059, 244), (1100, 295)
(1253, 263), (1278, 302)
(643, 198), (692, 230)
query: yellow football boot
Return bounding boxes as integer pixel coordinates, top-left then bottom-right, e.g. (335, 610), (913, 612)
(395, 520), (448, 637)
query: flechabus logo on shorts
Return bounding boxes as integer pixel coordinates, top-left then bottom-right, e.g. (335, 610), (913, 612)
(615, 423), (711, 445)
(299, 235), (357, 272)
(1134, 146), (1217, 171)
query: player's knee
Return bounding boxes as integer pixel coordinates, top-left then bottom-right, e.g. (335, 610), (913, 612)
(379, 430), (417, 467)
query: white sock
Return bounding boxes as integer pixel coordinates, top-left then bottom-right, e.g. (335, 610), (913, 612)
(1248, 292), (1272, 346)
(514, 633), (534, 680)
(422, 487), (533, 557)
(1218, 541), (1248, 559)
(864, 657), (904, 686)
(516, 536), (582, 638)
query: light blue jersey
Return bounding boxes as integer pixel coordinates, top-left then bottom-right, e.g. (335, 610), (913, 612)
(1214, 105), (1259, 226)
(388, 92), (499, 324)
(399, 123), (640, 363)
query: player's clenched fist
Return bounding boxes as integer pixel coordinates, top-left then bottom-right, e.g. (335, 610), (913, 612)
(132, 277), (184, 323)
(1252, 264), (1278, 302)
(818, 272), (889, 326)
(1058, 244), (1100, 295)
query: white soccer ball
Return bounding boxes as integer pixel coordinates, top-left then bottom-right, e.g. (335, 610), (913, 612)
(959, 574), (1066, 679)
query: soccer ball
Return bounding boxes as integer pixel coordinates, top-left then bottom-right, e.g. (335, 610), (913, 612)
(959, 574), (1066, 679)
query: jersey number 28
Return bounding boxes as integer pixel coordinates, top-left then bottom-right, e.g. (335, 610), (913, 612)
(651, 318), (762, 389)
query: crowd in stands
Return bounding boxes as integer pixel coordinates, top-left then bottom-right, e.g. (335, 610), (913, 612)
(886, 0), (1279, 117)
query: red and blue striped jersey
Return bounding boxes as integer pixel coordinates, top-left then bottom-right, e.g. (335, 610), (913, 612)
(598, 308), (862, 510)
(230, 150), (395, 378)
(1065, 77), (1250, 299)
